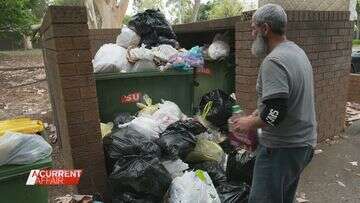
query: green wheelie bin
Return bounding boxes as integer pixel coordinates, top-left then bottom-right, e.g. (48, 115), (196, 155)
(95, 70), (194, 122)
(0, 156), (52, 203)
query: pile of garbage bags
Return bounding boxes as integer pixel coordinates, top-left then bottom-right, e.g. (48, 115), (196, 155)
(93, 9), (230, 74)
(103, 91), (256, 203)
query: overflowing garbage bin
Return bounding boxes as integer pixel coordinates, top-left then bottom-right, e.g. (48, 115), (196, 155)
(95, 70), (194, 122)
(0, 156), (52, 203)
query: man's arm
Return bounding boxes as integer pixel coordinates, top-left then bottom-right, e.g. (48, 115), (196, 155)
(232, 98), (288, 131)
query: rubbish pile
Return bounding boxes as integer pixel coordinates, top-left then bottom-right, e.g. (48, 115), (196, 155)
(346, 102), (360, 126)
(93, 9), (230, 74)
(102, 90), (256, 203)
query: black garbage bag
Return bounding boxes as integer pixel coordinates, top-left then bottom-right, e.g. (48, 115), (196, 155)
(219, 138), (236, 154)
(113, 112), (135, 127)
(216, 182), (250, 203)
(103, 127), (161, 173)
(190, 161), (227, 187)
(128, 9), (178, 48)
(112, 192), (155, 203)
(156, 120), (206, 160)
(226, 150), (256, 186)
(110, 157), (172, 202)
(199, 89), (235, 130)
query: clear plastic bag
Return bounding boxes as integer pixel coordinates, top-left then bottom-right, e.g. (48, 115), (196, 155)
(151, 44), (178, 62)
(186, 138), (225, 163)
(169, 170), (221, 203)
(128, 116), (161, 140)
(136, 94), (159, 116)
(127, 45), (154, 63)
(152, 100), (185, 132)
(0, 132), (52, 166)
(131, 59), (159, 73)
(162, 159), (189, 179)
(203, 33), (230, 61)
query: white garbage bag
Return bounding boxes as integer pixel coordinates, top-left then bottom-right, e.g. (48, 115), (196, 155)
(0, 132), (52, 166)
(169, 170), (221, 203)
(131, 59), (159, 72)
(152, 100), (185, 132)
(208, 40), (230, 60)
(92, 43), (132, 73)
(128, 116), (161, 140)
(152, 44), (179, 62)
(162, 159), (189, 179)
(127, 45), (154, 62)
(116, 26), (141, 48)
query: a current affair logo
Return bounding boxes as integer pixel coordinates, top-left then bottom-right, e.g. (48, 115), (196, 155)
(26, 170), (82, 185)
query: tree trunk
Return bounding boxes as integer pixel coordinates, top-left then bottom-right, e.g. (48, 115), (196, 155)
(22, 34), (33, 50)
(192, 0), (201, 22)
(95, 0), (129, 29)
(357, 14), (360, 39)
(84, 0), (98, 29)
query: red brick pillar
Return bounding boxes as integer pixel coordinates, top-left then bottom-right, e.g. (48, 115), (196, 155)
(40, 6), (107, 196)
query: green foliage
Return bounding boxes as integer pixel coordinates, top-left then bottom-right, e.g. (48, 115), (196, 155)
(0, 0), (40, 35)
(208, 0), (243, 20)
(197, 1), (215, 21)
(167, 0), (193, 24)
(123, 15), (131, 25)
(353, 39), (360, 45)
(133, 0), (163, 12)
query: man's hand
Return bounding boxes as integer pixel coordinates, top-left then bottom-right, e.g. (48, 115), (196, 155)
(231, 114), (267, 133)
(232, 116), (256, 133)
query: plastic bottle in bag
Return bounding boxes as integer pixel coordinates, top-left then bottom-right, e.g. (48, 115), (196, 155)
(228, 105), (257, 152)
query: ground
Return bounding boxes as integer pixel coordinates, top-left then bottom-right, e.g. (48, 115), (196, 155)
(298, 131), (360, 203)
(1, 49), (360, 203)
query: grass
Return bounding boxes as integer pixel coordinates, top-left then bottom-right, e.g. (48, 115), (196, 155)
(353, 39), (360, 45)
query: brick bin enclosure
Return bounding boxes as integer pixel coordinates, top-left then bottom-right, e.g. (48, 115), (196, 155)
(41, 6), (352, 198)
(40, 6), (107, 198)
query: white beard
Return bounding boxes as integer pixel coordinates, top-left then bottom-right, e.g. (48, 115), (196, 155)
(251, 33), (268, 58)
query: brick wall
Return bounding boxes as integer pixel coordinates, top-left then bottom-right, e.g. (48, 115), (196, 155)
(236, 10), (353, 141)
(40, 6), (107, 197)
(89, 29), (119, 57)
(259, 0), (351, 11)
(348, 74), (360, 103)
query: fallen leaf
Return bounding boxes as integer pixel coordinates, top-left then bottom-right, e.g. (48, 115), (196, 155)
(296, 197), (309, 203)
(349, 161), (358, 166)
(315, 149), (323, 154)
(337, 181), (346, 187)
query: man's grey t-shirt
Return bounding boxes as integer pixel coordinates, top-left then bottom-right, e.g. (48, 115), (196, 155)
(256, 41), (317, 148)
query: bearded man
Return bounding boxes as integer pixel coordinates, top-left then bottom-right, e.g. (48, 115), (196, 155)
(231, 4), (317, 203)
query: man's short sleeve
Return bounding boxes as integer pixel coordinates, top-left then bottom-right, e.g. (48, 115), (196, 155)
(261, 59), (290, 101)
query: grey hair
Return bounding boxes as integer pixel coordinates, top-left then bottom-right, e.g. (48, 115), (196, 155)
(252, 4), (287, 35)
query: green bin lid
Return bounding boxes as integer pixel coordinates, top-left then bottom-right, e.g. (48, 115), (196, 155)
(0, 156), (52, 181)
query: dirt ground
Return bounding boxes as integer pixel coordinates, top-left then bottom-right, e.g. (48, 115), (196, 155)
(1, 50), (360, 203)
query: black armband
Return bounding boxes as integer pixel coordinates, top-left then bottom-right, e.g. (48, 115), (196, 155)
(260, 98), (288, 126)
